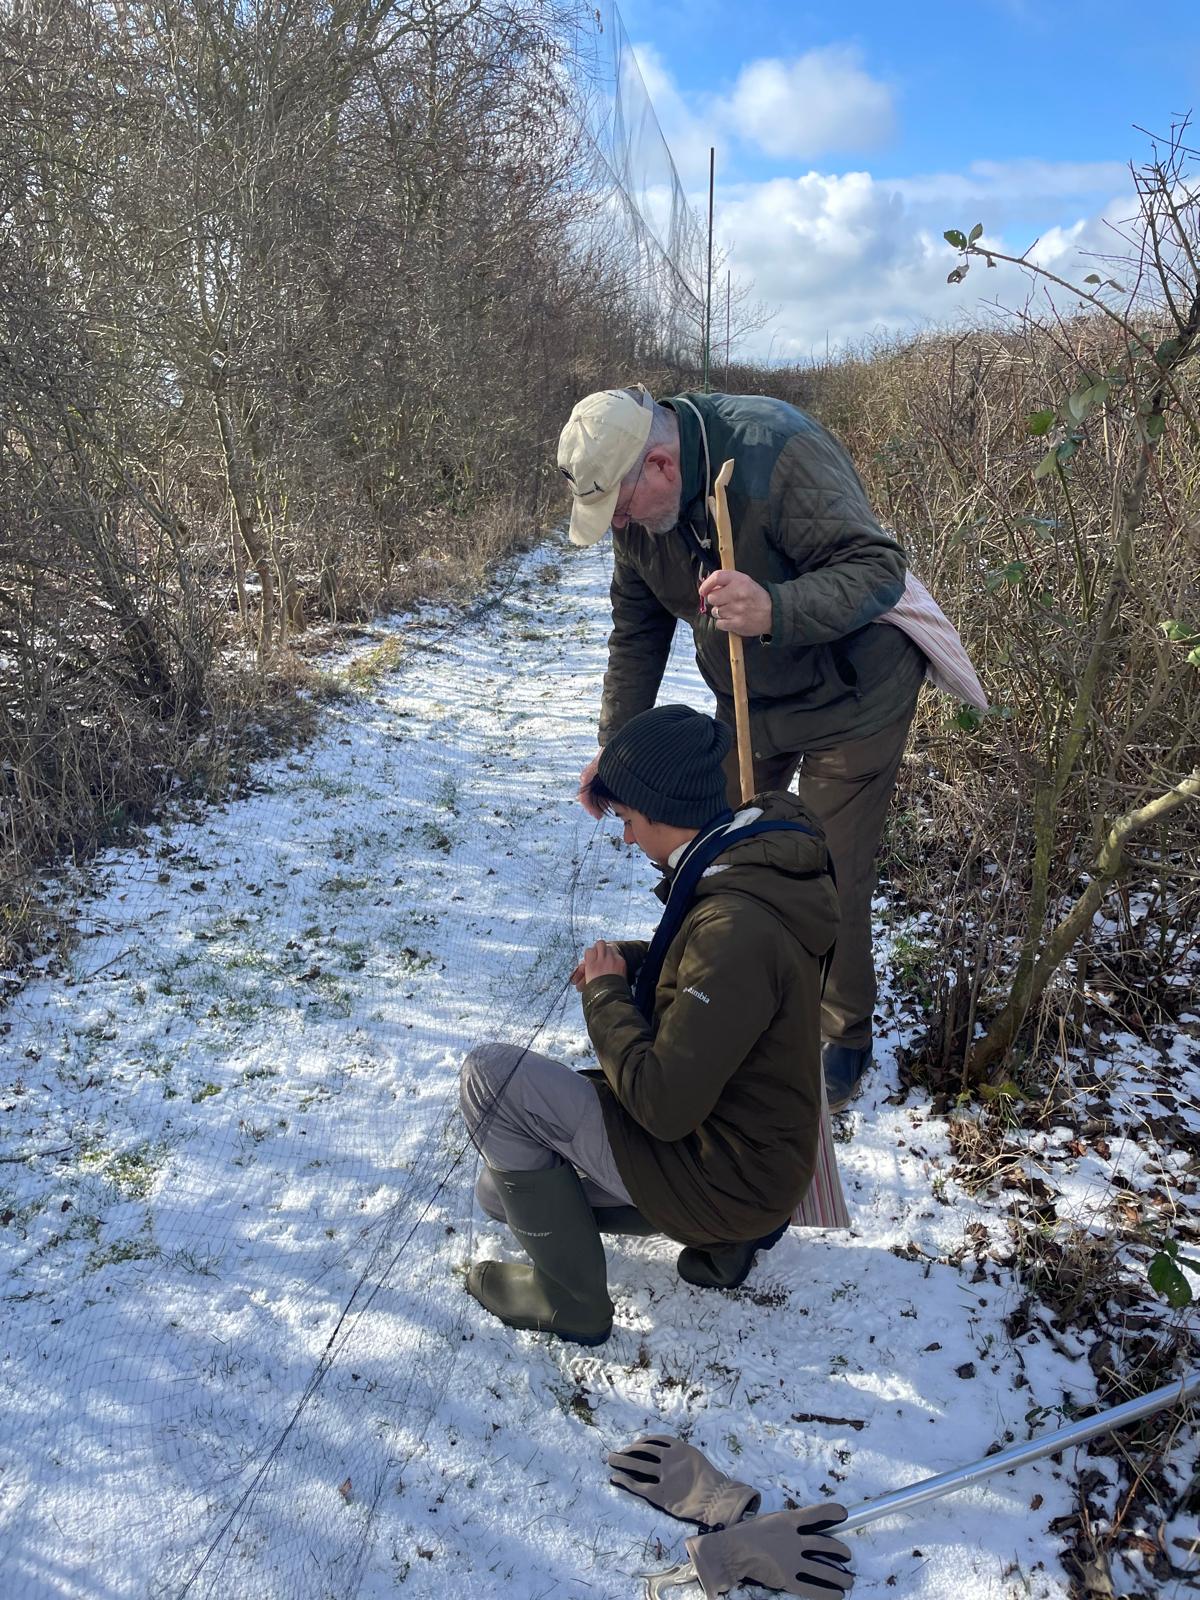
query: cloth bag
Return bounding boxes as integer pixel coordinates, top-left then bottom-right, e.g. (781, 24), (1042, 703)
(875, 570), (988, 712)
(791, 1075), (850, 1229)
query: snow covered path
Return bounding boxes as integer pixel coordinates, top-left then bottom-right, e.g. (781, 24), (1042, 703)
(1, 537), (1188, 1599)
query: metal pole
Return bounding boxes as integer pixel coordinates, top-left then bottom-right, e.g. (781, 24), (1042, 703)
(840, 1372), (1200, 1533)
(643, 1372), (1200, 1600)
(703, 145), (714, 391)
(724, 269), (731, 390)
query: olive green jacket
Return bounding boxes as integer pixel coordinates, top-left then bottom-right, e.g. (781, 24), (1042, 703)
(581, 793), (838, 1246)
(600, 392), (926, 756)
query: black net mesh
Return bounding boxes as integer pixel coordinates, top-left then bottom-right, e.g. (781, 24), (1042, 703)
(1, 5), (720, 1590)
(566, 1), (706, 364)
(2, 537), (713, 1598)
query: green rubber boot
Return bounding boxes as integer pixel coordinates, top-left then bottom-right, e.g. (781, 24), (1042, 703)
(467, 1163), (614, 1346)
(594, 1204), (657, 1237)
(677, 1220), (790, 1289)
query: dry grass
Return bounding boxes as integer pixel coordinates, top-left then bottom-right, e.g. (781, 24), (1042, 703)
(743, 287), (1200, 1082)
(0, 488), (553, 977)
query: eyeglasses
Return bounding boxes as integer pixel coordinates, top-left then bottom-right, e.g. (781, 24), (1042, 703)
(612, 455), (647, 525)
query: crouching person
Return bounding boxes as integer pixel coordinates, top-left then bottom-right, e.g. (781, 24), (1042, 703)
(459, 704), (838, 1346)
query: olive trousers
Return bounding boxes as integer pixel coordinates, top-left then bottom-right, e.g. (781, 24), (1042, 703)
(721, 707), (915, 1052)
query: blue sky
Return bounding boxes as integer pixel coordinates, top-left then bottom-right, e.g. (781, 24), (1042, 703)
(610, 0), (1200, 357)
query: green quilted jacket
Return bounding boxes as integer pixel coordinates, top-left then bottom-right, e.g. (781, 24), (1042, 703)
(599, 392), (926, 755)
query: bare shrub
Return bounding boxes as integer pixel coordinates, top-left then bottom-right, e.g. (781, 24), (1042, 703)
(741, 131), (1200, 1082)
(0, 0), (696, 963)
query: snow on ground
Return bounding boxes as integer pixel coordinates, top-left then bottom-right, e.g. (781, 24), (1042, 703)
(1, 537), (1195, 1600)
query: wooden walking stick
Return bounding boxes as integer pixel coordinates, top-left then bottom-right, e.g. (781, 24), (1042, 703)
(709, 458), (849, 1234)
(708, 459), (755, 804)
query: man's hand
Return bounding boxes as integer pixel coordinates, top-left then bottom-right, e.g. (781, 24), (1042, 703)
(698, 570), (772, 637)
(577, 752), (603, 817)
(575, 940), (627, 988)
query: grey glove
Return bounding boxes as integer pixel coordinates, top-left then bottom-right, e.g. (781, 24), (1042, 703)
(607, 1433), (761, 1529)
(685, 1505), (854, 1598)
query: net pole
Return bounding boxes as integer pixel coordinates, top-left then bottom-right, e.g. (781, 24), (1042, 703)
(703, 145), (714, 389)
(724, 269), (731, 389)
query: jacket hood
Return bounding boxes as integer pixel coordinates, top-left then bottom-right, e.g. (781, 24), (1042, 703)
(679, 791), (838, 959)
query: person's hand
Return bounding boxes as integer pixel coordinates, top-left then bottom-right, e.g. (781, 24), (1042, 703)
(577, 752), (603, 817)
(698, 570), (772, 637)
(581, 939), (627, 986)
(570, 958), (586, 992)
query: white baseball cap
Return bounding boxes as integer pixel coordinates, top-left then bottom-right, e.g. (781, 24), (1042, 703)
(557, 388), (653, 546)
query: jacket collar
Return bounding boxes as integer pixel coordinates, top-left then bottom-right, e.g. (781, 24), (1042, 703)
(653, 806), (764, 900)
(663, 393), (713, 551)
(664, 393), (705, 506)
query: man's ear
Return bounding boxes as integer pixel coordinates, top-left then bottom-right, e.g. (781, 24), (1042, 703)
(644, 447), (678, 483)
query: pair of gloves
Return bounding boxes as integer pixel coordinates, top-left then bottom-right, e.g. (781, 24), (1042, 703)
(608, 1434), (854, 1598)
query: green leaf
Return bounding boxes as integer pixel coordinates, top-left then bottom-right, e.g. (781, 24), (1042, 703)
(979, 1080), (1021, 1103)
(1156, 336), (1183, 367)
(985, 560), (1030, 591)
(1188, 647), (1200, 668)
(1160, 620), (1196, 642)
(1027, 409), (1055, 436)
(944, 229), (967, 249)
(1032, 444), (1060, 480)
(1056, 437), (1079, 466)
(1083, 273), (1102, 284)
(1066, 381), (1109, 424)
(1145, 413), (1166, 442)
(954, 706), (982, 732)
(969, 223), (983, 243)
(1148, 1252), (1193, 1308)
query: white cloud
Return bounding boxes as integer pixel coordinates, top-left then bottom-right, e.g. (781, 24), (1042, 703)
(894, 159), (1130, 207)
(619, 48), (1136, 361)
(625, 40), (728, 189)
(724, 47), (895, 161)
(716, 170), (1137, 360)
(628, 41), (894, 176)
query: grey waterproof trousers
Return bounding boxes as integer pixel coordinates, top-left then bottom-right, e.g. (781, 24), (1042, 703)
(460, 1042), (633, 1220)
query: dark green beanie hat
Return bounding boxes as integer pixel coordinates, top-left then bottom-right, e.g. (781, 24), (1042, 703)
(597, 704), (732, 827)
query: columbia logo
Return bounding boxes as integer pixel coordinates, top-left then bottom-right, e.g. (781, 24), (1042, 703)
(683, 986), (710, 1004)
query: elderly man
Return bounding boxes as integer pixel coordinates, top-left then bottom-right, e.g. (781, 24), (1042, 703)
(559, 386), (926, 1109)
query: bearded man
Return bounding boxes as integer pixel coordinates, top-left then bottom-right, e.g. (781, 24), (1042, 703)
(558, 386), (926, 1110)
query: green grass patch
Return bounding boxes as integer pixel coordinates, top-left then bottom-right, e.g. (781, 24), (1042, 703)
(320, 875), (372, 894)
(345, 636), (405, 689)
(87, 1236), (160, 1273)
